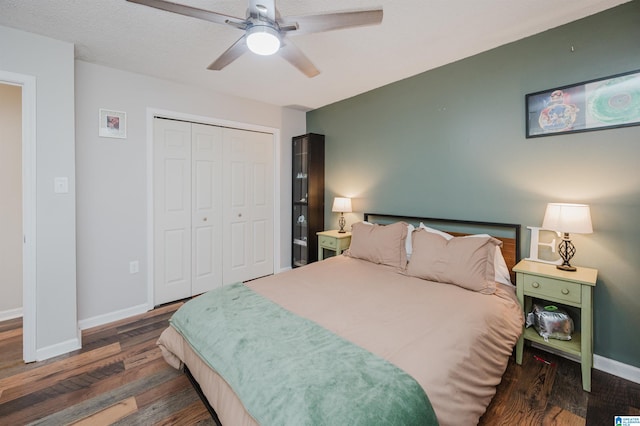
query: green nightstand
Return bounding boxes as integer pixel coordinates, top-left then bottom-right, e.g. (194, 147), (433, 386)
(514, 259), (598, 391)
(316, 230), (351, 260)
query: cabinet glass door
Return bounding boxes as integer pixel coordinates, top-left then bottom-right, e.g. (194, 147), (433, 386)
(293, 137), (309, 267)
(293, 138), (308, 203)
(293, 204), (308, 266)
(292, 133), (323, 268)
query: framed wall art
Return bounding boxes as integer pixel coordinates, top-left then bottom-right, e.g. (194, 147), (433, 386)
(526, 69), (640, 138)
(99, 109), (127, 139)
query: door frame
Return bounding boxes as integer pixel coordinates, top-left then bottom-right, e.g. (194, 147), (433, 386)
(0, 70), (37, 362)
(145, 108), (281, 308)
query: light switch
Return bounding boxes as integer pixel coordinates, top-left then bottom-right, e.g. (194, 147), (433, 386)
(54, 177), (69, 194)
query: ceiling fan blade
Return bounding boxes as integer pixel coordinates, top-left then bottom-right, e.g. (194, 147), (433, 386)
(248, 0), (276, 21)
(207, 35), (249, 71)
(127, 0), (247, 27)
(280, 8), (383, 35)
(279, 42), (320, 78)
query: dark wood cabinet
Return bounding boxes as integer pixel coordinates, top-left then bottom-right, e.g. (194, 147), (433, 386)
(292, 133), (324, 268)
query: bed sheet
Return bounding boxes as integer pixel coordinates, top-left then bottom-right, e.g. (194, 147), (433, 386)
(158, 255), (523, 425)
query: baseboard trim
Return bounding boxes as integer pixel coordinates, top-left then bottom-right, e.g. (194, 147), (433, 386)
(0, 307), (23, 322)
(594, 355), (640, 385)
(531, 342), (640, 385)
(36, 335), (81, 361)
(78, 303), (150, 330)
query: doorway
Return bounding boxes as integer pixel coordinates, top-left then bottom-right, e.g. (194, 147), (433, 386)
(0, 83), (22, 321)
(0, 71), (37, 362)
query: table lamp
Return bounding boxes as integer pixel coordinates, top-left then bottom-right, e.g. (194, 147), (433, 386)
(541, 203), (593, 271)
(332, 197), (352, 233)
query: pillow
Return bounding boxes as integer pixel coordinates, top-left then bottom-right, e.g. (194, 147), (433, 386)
(364, 221), (415, 260)
(418, 223), (513, 286)
(419, 222), (453, 240)
(407, 229), (501, 294)
(493, 247), (512, 286)
(462, 233), (513, 287)
(346, 221), (408, 269)
(405, 223), (415, 260)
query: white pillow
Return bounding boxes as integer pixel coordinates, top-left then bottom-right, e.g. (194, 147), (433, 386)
(419, 223), (453, 240)
(493, 248), (512, 287)
(417, 223), (513, 286)
(405, 223), (415, 260)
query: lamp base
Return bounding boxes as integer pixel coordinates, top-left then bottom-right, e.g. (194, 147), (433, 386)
(338, 214), (346, 233)
(557, 235), (577, 272)
(556, 264), (577, 272)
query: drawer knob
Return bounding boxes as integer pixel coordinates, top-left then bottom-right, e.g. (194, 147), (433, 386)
(531, 282), (540, 288)
(561, 288), (570, 295)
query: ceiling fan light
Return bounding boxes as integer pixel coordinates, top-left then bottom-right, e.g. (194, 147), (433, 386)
(246, 25), (281, 56)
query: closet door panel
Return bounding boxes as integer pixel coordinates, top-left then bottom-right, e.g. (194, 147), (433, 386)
(249, 134), (273, 275)
(164, 229), (187, 283)
(252, 219), (267, 264)
(230, 161), (246, 207)
(251, 162), (268, 267)
(226, 152), (249, 282)
(223, 128), (274, 284)
(230, 222), (247, 270)
(154, 119), (192, 305)
(228, 159), (248, 275)
(191, 123), (223, 296)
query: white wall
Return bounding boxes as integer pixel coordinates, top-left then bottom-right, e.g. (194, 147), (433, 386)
(75, 61), (305, 324)
(0, 23), (304, 355)
(0, 83), (22, 318)
(0, 25), (78, 355)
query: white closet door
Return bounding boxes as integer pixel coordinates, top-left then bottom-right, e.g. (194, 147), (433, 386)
(154, 118), (274, 304)
(191, 123), (223, 295)
(154, 119), (192, 305)
(223, 128), (274, 284)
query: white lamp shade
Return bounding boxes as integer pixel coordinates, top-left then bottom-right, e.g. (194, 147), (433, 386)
(246, 25), (281, 56)
(332, 197), (352, 213)
(542, 203), (593, 234)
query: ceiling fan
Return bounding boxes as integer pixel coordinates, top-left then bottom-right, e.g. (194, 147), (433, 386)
(126, 0), (383, 77)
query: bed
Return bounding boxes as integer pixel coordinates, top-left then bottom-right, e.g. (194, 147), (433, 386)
(157, 213), (524, 425)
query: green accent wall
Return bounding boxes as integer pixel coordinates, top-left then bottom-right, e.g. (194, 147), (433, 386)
(307, 2), (640, 369)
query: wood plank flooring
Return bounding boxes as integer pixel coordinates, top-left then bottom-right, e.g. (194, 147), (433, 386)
(1, 302), (638, 425)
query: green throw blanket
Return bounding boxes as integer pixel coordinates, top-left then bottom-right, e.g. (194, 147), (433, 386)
(170, 283), (438, 425)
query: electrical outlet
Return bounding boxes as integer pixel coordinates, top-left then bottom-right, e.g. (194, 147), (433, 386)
(129, 260), (139, 274)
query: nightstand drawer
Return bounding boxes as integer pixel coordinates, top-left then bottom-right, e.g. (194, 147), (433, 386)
(318, 235), (337, 248)
(523, 274), (581, 304)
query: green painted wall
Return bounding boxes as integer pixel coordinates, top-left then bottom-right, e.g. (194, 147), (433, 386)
(307, 2), (640, 369)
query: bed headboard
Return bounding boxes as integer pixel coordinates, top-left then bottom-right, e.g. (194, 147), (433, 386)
(363, 213), (521, 283)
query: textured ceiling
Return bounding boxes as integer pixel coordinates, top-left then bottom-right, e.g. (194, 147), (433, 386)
(0, 0), (630, 110)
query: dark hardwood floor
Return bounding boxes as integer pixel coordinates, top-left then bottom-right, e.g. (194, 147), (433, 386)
(1, 302), (638, 425)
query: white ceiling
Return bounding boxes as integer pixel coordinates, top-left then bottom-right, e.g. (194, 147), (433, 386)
(0, 0), (630, 110)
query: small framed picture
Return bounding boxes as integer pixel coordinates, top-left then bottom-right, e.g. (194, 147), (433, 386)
(99, 109), (127, 139)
